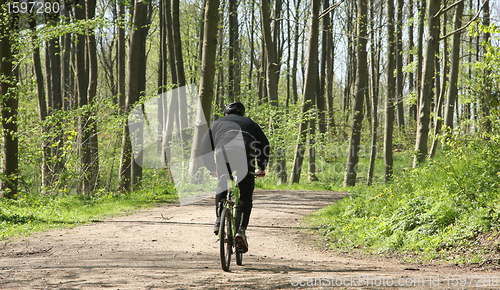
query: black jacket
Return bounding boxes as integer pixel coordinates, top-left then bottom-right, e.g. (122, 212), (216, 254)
(200, 114), (270, 172)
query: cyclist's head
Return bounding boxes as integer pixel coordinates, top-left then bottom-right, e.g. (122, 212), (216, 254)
(224, 102), (245, 116)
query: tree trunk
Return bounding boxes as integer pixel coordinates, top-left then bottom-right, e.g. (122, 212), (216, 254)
(384, 0), (396, 183)
(309, 83), (318, 182)
(261, 0), (286, 183)
(443, 1), (464, 134)
(0, 7), (18, 198)
(44, 9), (66, 181)
(430, 11), (448, 158)
(62, 0), (72, 110)
(74, 0), (91, 194)
(326, 12), (335, 132)
(317, 0), (329, 135)
(157, 0), (166, 154)
(408, 0), (416, 121)
(188, 0), (219, 178)
(261, 0), (279, 106)
(344, 0), (368, 187)
(161, 0), (180, 162)
(291, 0), (301, 105)
(172, 0), (189, 144)
(228, 0), (239, 100)
(87, 0), (99, 192)
(395, 0), (404, 129)
(248, 0), (255, 92)
(481, 0), (491, 133)
(119, 0), (149, 191)
(214, 1), (225, 119)
(416, 0), (426, 117)
(343, 2), (355, 126)
(29, 15), (51, 190)
(290, 0), (320, 184)
(118, 0), (126, 112)
(286, 1), (291, 107)
(367, 0), (380, 186)
(413, 0), (440, 168)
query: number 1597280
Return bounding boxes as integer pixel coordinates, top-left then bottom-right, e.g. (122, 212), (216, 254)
(6, 1), (61, 14)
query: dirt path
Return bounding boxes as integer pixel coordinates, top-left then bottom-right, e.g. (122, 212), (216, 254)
(1, 190), (499, 289)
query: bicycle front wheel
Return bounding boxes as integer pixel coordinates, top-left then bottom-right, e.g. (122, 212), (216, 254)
(219, 207), (232, 271)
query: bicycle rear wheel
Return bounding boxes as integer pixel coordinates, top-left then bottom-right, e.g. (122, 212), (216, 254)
(234, 210), (243, 266)
(219, 207), (232, 271)
(236, 248), (243, 265)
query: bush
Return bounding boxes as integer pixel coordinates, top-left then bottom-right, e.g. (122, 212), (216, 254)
(308, 132), (500, 263)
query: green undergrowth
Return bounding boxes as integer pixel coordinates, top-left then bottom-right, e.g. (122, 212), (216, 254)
(307, 134), (500, 264)
(0, 174), (177, 240)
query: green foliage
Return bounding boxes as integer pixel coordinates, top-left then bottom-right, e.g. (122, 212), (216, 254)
(307, 132), (500, 263)
(0, 174), (177, 240)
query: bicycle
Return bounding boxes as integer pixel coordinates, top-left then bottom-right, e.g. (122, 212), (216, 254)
(216, 146), (265, 272)
(218, 172), (243, 272)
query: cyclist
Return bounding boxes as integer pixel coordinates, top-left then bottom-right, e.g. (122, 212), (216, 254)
(200, 102), (269, 253)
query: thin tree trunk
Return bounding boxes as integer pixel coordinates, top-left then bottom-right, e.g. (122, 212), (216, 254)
(290, 0), (320, 184)
(157, 0), (166, 155)
(384, 0), (396, 183)
(171, 0), (189, 144)
(188, 0), (219, 178)
(430, 11), (448, 158)
(318, 0), (330, 135)
(413, 0), (440, 168)
(344, 0), (368, 187)
(261, 0), (286, 183)
(74, 0), (91, 194)
(286, 3), (291, 107)
(119, 0), (149, 191)
(326, 13), (335, 132)
(228, 0), (238, 100)
(367, 0), (381, 186)
(416, 0), (426, 117)
(214, 1), (225, 119)
(308, 85), (318, 182)
(30, 18), (51, 190)
(432, 19), (441, 132)
(248, 0), (255, 92)
(62, 0), (72, 110)
(87, 0), (99, 192)
(0, 5), (18, 198)
(481, 0), (491, 133)
(395, 0), (404, 128)
(45, 10), (65, 179)
(443, 1), (464, 134)
(291, 0), (301, 105)
(343, 2), (355, 125)
(408, 0), (416, 121)
(118, 0), (126, 112)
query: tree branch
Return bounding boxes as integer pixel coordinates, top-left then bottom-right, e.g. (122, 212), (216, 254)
(440, 0), (487, 41)
(318, 0), (344, 20)
(434, 0), (460, 18)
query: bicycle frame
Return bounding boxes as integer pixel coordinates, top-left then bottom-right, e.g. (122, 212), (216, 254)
(219, 175), (240, 239)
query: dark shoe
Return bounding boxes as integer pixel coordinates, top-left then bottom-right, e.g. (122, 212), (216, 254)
(214, 216), (221, 235)
(235, 228), (248, 253)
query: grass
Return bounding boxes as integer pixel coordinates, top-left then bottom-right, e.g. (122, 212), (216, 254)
(306, 133), (500, 264)
(0, 170), (178, 240)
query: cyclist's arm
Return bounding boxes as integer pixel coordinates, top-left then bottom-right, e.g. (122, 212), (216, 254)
(253, 123), (270, 171)
(200, 128), (217, 172)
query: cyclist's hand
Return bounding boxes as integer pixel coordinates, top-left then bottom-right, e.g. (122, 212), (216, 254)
(210, 171), (217, 178)
(255, 169), (266, 177)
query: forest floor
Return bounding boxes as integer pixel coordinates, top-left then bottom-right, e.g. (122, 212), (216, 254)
(1, 189), (500, 289)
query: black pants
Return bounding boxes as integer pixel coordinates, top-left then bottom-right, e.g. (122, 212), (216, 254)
(215, 148), (255, 230)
